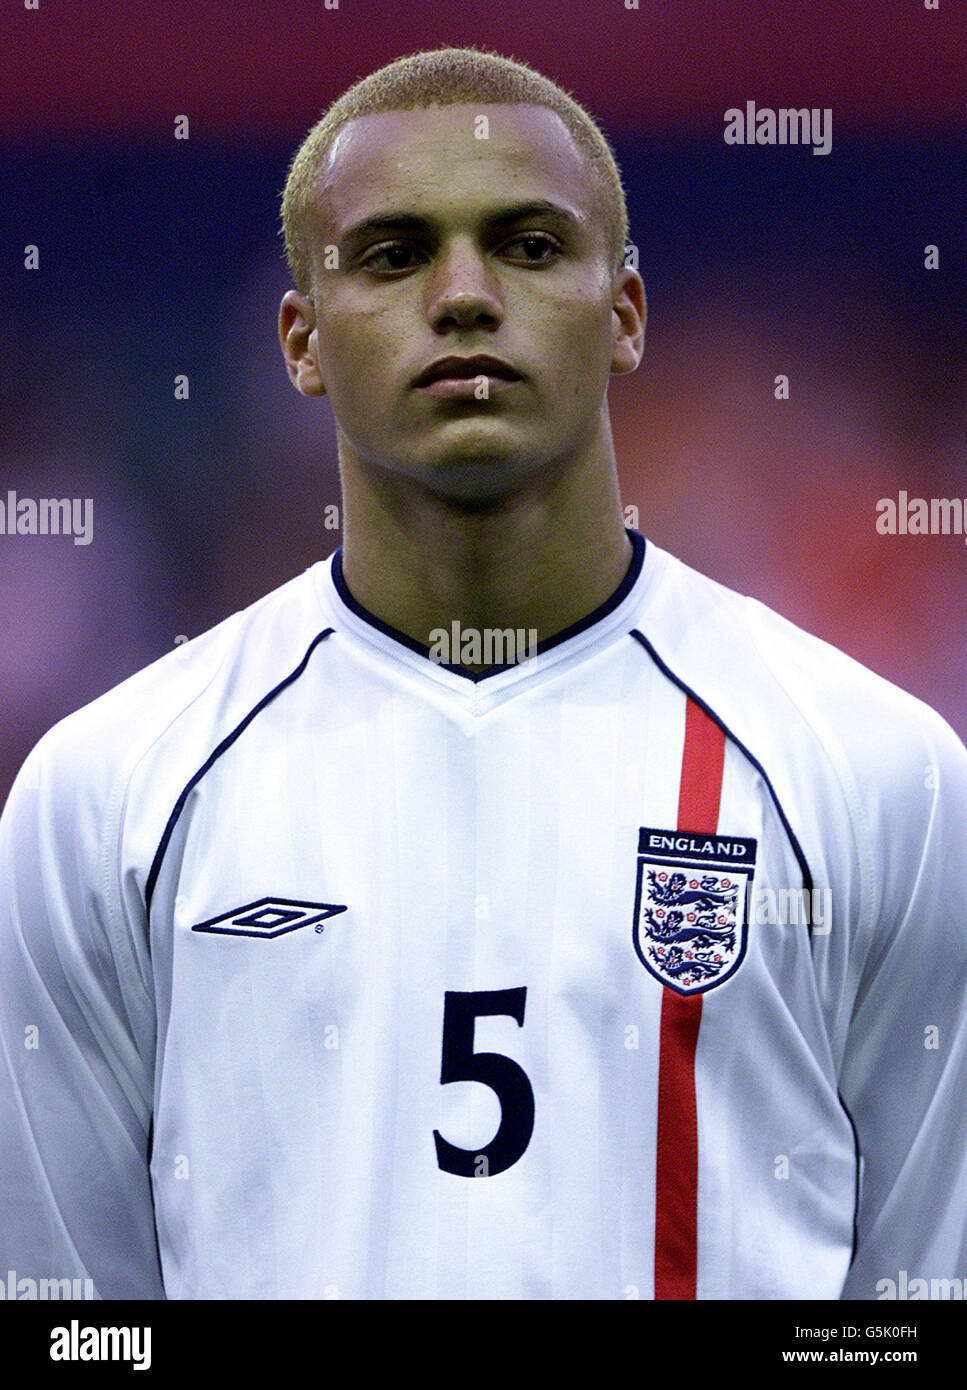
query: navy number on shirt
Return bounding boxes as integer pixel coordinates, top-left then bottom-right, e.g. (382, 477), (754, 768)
(434, 988), (535, 1178)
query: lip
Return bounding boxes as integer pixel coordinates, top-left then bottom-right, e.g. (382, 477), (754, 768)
(418, 375), (521, 400)
(413, 354), (523, 389)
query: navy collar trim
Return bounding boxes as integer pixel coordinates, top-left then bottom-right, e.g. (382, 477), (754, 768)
(330, 530), (647, 683)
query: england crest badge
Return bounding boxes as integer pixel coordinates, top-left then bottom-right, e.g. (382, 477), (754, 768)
(632, 827), (757, 995)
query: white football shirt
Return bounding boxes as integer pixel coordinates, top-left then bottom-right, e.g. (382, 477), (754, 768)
(1, 532), (966, 1299)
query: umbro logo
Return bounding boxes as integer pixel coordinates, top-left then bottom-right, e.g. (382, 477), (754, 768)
(191, 897), (348, 939)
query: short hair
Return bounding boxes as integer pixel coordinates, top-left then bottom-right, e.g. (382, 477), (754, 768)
(281, 46), (629, 297)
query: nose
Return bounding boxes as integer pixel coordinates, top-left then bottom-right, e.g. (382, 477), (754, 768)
(426, 240), (503, 333)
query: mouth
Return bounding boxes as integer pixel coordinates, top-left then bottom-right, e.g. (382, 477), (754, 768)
(413, 354), (523, 399)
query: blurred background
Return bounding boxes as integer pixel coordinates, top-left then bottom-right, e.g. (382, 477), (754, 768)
(2, 0), (965, 800)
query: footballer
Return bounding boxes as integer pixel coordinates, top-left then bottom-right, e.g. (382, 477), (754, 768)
(1, 47), (966, 1300)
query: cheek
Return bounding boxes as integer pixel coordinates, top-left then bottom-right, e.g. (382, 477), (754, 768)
(544, 280), (611, 333)
(315, 313), (389, 409)
(320, 299), (415, 380)
(547, 298), (613, 376)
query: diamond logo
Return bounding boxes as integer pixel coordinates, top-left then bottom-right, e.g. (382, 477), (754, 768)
(191, 897), (348, 939)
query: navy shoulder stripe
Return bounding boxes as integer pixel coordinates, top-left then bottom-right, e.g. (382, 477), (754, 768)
(629, 627), (815, 928)
(144, 628), (335, 917)
(838, 1089), (863, 1267)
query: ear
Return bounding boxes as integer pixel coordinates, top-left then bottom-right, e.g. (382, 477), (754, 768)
(279, 290), (327, 397)
(610, 267), (646, 375)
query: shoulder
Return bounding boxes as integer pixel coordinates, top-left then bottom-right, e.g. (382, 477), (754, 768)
(634, 544), (967, 927)
(6, 564), (333, 843)
(638, 540), (966, 789)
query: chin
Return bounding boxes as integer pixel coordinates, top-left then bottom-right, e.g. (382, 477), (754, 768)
(416, 452), (549, 509)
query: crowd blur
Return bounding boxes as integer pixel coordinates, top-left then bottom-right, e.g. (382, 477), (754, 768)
(2, 130), (964, 801)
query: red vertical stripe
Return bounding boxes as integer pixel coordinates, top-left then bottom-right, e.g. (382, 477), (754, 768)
(677, 699), (727, 834)
(654, 698), (726, 1299)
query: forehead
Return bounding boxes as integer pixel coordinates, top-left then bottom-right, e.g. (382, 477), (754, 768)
(315, 102), (597, 238)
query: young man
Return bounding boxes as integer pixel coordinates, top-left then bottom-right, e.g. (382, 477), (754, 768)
(1, 47), (965, 1301)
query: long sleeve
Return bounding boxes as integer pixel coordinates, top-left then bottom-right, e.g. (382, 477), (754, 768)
(839, 706), (967, 1299)
(0, 729), (165, 1299)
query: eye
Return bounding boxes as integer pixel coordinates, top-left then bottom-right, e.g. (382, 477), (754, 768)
(501, 233), (561, 264)
(361, 242), (427, 275)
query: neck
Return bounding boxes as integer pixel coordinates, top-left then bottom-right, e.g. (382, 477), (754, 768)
(337, 433), (633, 667)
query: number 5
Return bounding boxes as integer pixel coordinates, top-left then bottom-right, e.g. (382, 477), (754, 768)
(433, 988), (535, 1178)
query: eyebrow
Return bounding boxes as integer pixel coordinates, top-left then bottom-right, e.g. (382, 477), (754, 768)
(337, 200), (583, 256)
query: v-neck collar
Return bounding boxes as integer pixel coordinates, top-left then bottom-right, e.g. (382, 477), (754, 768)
(319, 529), (653, 695)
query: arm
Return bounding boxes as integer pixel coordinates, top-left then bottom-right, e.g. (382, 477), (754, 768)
(0, 729), (165, 1299)
(839, 707), (967, 1299)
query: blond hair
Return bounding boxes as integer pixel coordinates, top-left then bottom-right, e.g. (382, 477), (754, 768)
(281, 46), (629, 296)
